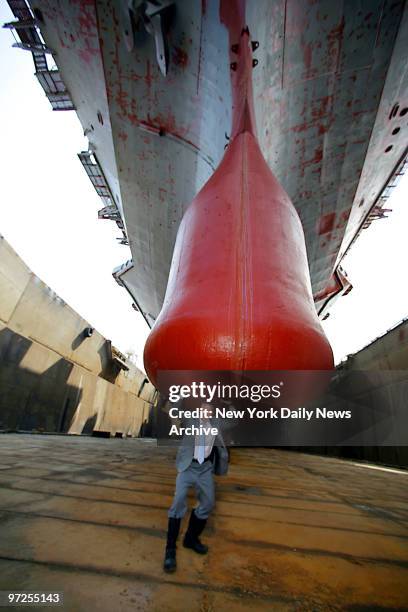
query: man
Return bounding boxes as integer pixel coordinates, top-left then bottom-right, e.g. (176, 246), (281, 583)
(163, 402), (229, 572)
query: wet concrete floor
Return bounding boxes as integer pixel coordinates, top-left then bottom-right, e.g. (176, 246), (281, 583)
(0, 434), (407, 611)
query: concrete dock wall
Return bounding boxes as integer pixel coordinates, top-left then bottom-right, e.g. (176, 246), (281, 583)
(298, 319), (408, 468)
(0, 235), (157, 436)
(339, 318), (408, 370)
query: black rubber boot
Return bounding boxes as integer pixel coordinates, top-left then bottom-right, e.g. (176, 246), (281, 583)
(163, 517), (181, 572)
(183, 509), (208, 555)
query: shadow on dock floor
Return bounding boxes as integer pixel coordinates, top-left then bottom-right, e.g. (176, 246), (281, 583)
(0, 434), (407, 610)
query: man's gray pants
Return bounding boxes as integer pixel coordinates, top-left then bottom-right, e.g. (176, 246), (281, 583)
(168, 460), (215, 520)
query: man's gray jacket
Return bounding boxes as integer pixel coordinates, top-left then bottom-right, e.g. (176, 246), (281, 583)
(175, 418), (229, 475)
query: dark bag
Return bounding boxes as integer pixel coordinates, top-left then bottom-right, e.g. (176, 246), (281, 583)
(213, 445), (229, 476)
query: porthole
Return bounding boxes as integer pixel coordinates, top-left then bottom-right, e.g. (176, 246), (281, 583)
(389, 103), (399, 119)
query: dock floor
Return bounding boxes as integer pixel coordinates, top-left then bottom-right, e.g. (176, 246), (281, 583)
(0, 434), (407, 611)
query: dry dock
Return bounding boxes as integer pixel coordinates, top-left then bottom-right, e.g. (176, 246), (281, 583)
(0, 434), (407, 611)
